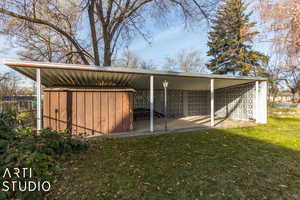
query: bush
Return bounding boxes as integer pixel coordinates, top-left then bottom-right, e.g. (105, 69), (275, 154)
(0, 110), (88, 199)
(14, 128), (88, 157)
(0, 108), (18, 132)
(17, 111), (34, 127)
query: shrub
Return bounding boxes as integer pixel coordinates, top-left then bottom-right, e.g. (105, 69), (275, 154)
(17, 111), (34, 127)
(0, 110), (88, 199)
(14, 128), (88, 158)
(0, 108), (18, 132)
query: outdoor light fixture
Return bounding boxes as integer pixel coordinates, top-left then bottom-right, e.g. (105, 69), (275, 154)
(163, 80), (168, 131)
(163, 80), (168, 89)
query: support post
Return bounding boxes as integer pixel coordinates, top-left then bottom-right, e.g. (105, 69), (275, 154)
(210, 79), (215, 127)
(36, 68), (42, 132)
(150, 76), (154, 132)
(261, 81), (268, 124)
(255, 81), (259, 121)
(163, 80), (168, 131)
(257, 81), (268, 124)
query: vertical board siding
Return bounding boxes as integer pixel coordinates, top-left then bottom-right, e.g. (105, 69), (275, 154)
(72, 92), (78, 135)
(122, 93), (130, 131)
(59, 92), (67, 131)
(51, 92), (59, 130)
(43, 90), (133, 135)
(93, 92), (101, 134)
(43, 92), (50, 128)
(108, 92), (116, 133)
(77, 92), (86, 134)
(85, 92), (94, 135)
(115, 92), (123, 132)
(129, 93), (133, 130)
(100, 92), (109, 134)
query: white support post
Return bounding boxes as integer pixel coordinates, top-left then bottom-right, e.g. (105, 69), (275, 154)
(255, 81), (259, 121)
(210, 79), (215, 127)
(36, 68), (42, 132)
(257, 81), (268, 124)
(150, 76), (154, 132)
(261, 81), (268, 124)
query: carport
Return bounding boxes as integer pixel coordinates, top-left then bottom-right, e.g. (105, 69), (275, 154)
(4, 60), (268, 135)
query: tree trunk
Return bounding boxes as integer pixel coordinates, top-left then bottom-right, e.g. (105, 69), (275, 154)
(88, 0), (100, 66)
(295, 89), (300, 103)
(270, 91), (278, 104)
(104, 46), (112, 66)
(103, 32), (112, 66)
(291, 91), (296, 103)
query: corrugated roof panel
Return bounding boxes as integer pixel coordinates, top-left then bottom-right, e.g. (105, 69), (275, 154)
(4, 60), (267, 90)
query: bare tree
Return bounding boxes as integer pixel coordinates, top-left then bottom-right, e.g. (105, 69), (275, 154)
(113, 50), (140, 68)
(0, 0), (89, 64)
(139, 59), (155, 70)
(177, 49), (206, 72)
(0, 72), (20, 99)
(265, 62), (285, 104)
(282, 66), (300, 102)
(163, 49), (207, 73)
(0, 0), (219, 66)
(258, 0), (300, 102)
(113, 50), (154, 69)
(163, 57), (177, 71)
(91, 0), (218, 66)
(258, 0), (300, 64)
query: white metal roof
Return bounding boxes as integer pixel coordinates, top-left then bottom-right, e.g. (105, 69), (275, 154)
(4, 60), (267, 91)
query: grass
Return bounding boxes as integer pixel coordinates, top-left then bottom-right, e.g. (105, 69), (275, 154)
(49, 105), (300, 200)
(48, 116), (300, 200)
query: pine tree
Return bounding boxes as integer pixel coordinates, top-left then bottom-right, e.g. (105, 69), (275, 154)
(207, 0), (269, 76)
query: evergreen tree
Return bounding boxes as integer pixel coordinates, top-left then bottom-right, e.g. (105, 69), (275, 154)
(207, 0), (268, 76)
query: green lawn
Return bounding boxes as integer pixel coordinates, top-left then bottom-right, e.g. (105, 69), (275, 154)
(48, 117), (300, 200)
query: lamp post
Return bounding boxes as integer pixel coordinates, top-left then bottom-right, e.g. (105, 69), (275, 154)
(163, 80), (168, 131)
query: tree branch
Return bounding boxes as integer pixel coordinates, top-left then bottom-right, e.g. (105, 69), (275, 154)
(0, 7), (90, 64)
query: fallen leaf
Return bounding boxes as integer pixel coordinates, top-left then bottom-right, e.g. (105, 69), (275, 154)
(279, 184), (288, 188)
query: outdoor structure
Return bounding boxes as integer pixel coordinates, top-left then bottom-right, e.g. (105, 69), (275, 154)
(43, 88), (134, 134)
(4, 60), (268, 135)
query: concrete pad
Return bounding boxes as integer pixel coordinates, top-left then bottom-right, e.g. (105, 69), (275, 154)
(84, 115), (256, 139)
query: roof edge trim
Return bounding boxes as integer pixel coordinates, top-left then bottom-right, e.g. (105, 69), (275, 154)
(4, 59), (268, 81)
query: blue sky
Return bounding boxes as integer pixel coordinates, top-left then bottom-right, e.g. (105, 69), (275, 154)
(127, 23), (210, 68)
(0, 36), (19, 72)
(125, 0), (273, 68)
(0, 0), (273, 87)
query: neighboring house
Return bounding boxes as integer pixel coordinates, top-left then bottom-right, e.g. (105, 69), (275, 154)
(0, 95), (36, 112)
(269, 91), (294, 103)
(2, 95), (35, 101)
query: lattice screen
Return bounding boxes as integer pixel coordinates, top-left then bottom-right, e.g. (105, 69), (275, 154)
(187, 91), (209, 115)
(215, 82), (255, 121)
(134, 82), (255, 121)
(134, 90), (184, 117)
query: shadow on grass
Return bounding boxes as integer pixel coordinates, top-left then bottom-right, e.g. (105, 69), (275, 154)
(49, 126), (300, 200)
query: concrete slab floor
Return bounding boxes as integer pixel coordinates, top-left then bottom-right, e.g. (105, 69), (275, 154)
(85, 115), (256, 139)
